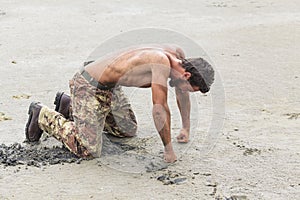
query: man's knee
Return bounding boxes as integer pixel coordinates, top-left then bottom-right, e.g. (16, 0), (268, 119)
(122, 124), (137, 137)
(105, 122), (137, 138)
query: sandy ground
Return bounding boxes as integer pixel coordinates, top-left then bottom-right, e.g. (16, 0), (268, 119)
(0, 0), (300, 199)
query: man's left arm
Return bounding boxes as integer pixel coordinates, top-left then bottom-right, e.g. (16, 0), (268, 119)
(175, 87), (190, 143)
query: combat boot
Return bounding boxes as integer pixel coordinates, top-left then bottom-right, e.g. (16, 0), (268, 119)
(25, 102), (43, 142)
(54, 92), (71, 119)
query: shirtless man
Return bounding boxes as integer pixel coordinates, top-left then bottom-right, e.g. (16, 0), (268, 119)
(25, 44), (214, 163)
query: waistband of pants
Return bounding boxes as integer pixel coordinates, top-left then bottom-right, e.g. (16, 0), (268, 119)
(79, 67), (114, 91)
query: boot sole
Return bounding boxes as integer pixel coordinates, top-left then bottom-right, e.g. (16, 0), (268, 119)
(25, 104), (33, 141)
(54, 92), (64, 112)
(25, 102), (42, 142)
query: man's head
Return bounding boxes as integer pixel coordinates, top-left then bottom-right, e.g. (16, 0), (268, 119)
(181, 58), (214, 93)
(169, 57), (215, 93)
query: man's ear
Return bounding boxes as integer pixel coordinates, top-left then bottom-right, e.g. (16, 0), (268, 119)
(182, 72), (191, 80)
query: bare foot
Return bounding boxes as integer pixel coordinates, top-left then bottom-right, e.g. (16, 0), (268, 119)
(176, 129), (189, 143)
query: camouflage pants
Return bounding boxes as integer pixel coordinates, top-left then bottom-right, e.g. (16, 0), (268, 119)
(38, 72), (137, 158)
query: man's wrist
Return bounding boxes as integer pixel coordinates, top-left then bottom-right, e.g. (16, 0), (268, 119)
(182, 127), (190, 132)
(164, 143), (174, 152)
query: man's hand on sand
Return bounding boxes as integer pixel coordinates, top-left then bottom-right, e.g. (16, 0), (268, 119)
(164, 143), (177, 163)
(164, 151), (177, 163)
(176, 128), (189, 143)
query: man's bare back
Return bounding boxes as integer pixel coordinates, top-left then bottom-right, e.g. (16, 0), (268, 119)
(85, 45), (184, 88)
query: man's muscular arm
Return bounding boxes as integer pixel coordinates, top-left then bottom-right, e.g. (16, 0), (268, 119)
(152, 84), (176, 162)
(175, 87), (191, 143)
(151, 53), (176, 163)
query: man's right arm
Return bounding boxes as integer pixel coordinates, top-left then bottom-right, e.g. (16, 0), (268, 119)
(152, 84), (176, 163)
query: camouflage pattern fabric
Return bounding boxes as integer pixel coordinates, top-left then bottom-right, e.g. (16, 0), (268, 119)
(38, 72), (137, 158)
(104, 86), (137, 137)
(38, 106), (92, 158)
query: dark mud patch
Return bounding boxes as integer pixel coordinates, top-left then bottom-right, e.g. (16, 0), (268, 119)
(0, 134), (165, 172)
(0, 143), (81, 168)
(0, 134), (135, 168)
(155, 170), (188, 185)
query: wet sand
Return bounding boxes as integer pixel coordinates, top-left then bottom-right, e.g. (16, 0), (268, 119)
(0, 0), (300, 199)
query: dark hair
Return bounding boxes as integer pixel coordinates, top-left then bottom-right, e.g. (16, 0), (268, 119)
(182, 58), (214, 93)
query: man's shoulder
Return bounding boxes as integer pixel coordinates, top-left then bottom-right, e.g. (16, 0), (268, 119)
(131, 49), (170, 64)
